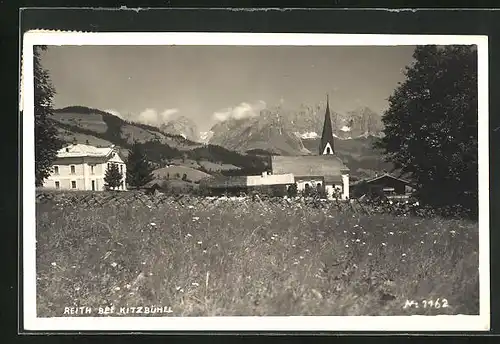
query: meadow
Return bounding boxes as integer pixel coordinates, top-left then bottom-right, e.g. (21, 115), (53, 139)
(35, 191), (479, 317)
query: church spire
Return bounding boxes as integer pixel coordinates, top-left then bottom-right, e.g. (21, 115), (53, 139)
(320, 94), (335, 155)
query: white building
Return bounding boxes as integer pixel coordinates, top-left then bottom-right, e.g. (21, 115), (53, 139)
(42, 142), (127, 191)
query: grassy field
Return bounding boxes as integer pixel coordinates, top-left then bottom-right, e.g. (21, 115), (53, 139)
(35, 192), (479, 317)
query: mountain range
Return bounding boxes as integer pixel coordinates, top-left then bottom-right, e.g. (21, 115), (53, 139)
(48, 103), (392, 180)
(205, 102), (384, 156)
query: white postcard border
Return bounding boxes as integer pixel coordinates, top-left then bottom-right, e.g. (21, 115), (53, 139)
(22, 31), (490, 332)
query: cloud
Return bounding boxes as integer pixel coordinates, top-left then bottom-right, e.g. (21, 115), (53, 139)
(105, 109), (123, 119)
(105, 108), (179, 127)
(213, 100), (266, 122)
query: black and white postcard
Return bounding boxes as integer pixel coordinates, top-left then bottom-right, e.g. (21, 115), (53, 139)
(22, 31), (490, 331)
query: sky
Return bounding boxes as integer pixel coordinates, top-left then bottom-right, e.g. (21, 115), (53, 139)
(41, 45), (416, 131)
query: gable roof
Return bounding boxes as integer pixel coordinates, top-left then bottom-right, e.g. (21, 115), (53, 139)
(354, 173), (411, 185)
(271, 155), (349, 177)
(56, 143), (116, 159)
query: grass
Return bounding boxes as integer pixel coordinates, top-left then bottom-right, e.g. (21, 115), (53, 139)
(35, 193), (479, 317)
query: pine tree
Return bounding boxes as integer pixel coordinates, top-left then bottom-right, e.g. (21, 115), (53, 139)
(375, 45), (478, 216)
(104, 163), (122, 190)
(34, 45), (62, 186)
(287, 183), (298, 197)
(126, 141), (154, 188)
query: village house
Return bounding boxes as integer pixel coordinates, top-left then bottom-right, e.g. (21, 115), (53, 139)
(350, 173), (414, 200)
(271, 95), (350, 200)
(42, 140), (127, 191)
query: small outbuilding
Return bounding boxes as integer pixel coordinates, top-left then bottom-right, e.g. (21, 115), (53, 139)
(350, 173), (414, 199)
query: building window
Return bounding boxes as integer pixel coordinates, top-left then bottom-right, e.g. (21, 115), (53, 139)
(71, 181), (77, 189)
(120, 164), (123, 173)
(90, 165), (95, 175)
(54, 166), (59, 175)
(55, 181), (60, 189)
(70, 165), (76, 174)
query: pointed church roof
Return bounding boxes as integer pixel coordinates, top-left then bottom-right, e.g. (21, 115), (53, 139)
(320, 94), (335, 154)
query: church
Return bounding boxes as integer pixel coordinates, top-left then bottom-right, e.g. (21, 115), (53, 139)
(271, 95), (350, 200)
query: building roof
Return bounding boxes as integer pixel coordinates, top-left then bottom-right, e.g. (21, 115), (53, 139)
(56, 143), (116, 159)
(352, 173), (411, 186)
(320, 94), (335, 154)
(201, 176), (248, 189)
(271, 155), (349, 177)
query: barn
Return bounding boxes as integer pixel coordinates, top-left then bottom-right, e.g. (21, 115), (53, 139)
(350, 173), (414, 199)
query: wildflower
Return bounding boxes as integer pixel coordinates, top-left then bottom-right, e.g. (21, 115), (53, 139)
(114, 286), (121, 291)
(110, 262), (118, 268)
(197, 241), (202, 245)
(345, 244), (349, 248)
(343, 230), (347, 234)
(362, 242), (366, 245)
(368, 253), (373, 256)
(381, 242), (387, 246)
(305, 249), (310, 252)
(355, 239), (360, 243)
(51, 262), (57, 267)
(389, 201), (393, 205)
(293, 237), (298, 240)
(175, 286), (182, 291)
(389, 231), (394, 235)
(450, 230), (456, 235)
(188, 205), (194, 209)
(75, 286), (80, 291)
(293, 261), (299, 265)
(299, 256), (304, 260)
(192, 216), (200, 221)
(192, 282), (199, 287)
(354, 224), (359, 228)
(186, 233), (192, 238)
(292, 244), (296, 248)
(420, 240), (424, 244)
(149, 272), (153, 276)
(203, 249), (207, 253)
(433, 240), (437, 244)
(125, 284), (131, 289)
(402, 253), (406, 257)
(150, 222), (156, 226)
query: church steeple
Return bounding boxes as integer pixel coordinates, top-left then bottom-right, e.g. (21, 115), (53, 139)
(320, 94), (335, 155)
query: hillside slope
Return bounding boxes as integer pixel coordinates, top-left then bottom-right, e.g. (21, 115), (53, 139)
(50, 106), (267, 174)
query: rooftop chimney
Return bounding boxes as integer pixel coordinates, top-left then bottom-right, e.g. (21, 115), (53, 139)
(72, 137), (77, 145)
(85, 139), (89, 145)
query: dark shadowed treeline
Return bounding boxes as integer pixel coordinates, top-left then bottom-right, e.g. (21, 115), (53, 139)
(376, 45), (478, 218)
